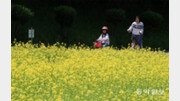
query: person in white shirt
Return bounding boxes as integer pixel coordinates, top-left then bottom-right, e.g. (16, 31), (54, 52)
(127, 16), (144, 49)
(97, 26), (110, 47)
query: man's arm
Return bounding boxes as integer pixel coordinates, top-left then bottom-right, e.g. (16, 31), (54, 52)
(127, 22), (134, 32)
(139, 22), (144, 34)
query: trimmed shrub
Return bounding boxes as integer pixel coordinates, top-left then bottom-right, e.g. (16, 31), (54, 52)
(11, 4), (34, 41)
(12, 4), (34, 25)
(55, 6), (77, 28)
(141, 10), (164, 28)
(55, 6), (77, 42)
(106, 9), (126, 25)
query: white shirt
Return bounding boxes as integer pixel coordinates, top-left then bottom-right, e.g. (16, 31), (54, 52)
(98, 33), (110, 45)
(128, 22), (144, 35)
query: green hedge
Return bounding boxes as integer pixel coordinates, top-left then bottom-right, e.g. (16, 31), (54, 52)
(106, 9), (126, 25)
(55, 6), (77, 28)
(12, 4), (34, 25)
(141, 10), (164, 28)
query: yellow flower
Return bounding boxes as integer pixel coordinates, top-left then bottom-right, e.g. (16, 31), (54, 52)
(11, 42), (169, 100)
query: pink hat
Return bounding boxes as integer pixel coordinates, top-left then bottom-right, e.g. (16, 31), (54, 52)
(102, 26), (108, 30)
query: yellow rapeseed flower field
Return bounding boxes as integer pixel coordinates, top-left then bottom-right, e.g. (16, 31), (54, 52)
(11, 42), (169, 101)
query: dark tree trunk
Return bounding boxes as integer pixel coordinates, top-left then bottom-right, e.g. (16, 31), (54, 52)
(60, 26), (68, 43)
(11, 21), (21, 41)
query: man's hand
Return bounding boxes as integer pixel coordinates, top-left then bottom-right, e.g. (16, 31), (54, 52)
(127, 29), (130, 33)
(139, 31), (143, 35)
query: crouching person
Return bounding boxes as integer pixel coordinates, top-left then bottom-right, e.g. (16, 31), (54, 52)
(95, 26), (110, 48)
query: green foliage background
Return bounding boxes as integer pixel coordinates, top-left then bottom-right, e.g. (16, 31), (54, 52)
(11, 0), (169, 50)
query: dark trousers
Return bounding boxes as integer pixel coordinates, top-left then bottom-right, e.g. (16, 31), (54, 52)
(131, 34), (143, 49)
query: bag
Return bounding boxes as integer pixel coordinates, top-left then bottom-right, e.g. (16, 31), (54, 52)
(94, 42), (102, 48)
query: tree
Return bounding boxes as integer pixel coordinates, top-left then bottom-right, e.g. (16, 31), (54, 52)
(55, 5), (77, 42)
(106, 8), (126, 26)
(141, 10), (164, 28)
(11, 4), (34, 40)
